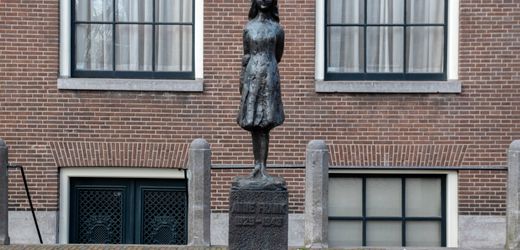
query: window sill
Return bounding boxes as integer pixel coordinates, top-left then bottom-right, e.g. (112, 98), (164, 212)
(315, 80), (461, 94)
(57, 78), (204, 92)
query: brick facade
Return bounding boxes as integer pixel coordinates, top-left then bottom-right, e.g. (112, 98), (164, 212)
(0, 0), (519, 218)
(459, 170), (507, 216)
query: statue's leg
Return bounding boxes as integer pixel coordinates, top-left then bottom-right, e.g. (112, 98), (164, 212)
(250, 130), (262, 178)
(250, 129), (271, 178)
(259, 130), (270, 178)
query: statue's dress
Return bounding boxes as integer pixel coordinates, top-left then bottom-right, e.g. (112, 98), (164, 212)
(237, 19), (285, 131)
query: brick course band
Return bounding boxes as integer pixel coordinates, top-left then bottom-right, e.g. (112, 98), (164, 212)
(329, 144), (468, 167)
(49, 142), (189, 169)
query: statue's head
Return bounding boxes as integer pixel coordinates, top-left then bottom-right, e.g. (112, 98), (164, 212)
(249, 0), (280, 22)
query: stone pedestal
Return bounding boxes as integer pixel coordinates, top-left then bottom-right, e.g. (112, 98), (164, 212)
(0, 139), (9, 245)
(228, 177), (288, 250)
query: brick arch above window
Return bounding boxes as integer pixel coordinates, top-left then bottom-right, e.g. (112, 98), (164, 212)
(49, 141), (189, 169)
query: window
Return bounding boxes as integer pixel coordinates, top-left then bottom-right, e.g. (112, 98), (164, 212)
(72, 0), (194, 79)
(325, 0), (447, 81)
(69, 178), (187, 244)
(328, 174), (446, 247)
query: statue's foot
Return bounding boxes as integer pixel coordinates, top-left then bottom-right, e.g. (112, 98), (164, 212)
(249, 164), (261, 178)
(259, 164), (272, 180)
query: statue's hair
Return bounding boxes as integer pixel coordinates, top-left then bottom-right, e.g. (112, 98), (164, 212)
(248, 0), (280, 22)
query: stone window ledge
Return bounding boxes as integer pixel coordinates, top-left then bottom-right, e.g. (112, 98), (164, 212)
(58, 77), (204, 92)
(316, 80), (461, 94)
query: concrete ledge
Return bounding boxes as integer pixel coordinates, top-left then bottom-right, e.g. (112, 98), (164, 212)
(8, 211), (57, 244)
(459, 215), (505, 249)
(316, 80), (461, 94)
(58, 78), (204, 92)
(0, 245), (503, 250)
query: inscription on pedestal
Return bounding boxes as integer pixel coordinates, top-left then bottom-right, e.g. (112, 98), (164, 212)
(229, 187), (288, 250)
(231, 202), (286, 227)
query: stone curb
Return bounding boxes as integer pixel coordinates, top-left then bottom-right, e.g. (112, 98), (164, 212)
(0, 246), (504, 250)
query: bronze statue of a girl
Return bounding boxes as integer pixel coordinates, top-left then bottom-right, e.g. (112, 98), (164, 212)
(237, 0), (285, 180)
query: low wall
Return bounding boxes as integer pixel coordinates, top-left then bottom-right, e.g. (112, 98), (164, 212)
(0, 246), (505, 250)
(6, 212), (507, 248)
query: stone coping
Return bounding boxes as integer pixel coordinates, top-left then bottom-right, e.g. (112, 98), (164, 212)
(315, 80), (461, 94)
(0, 246), (503, 250)
(58, 78), (204, 92)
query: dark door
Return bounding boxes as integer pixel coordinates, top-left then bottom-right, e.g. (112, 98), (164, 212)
(69, 178), (187, 245)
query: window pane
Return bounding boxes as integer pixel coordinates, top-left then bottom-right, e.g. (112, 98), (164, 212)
(156, 25), (192, 72)
(406, 27), (444, 73)
(366, 27), (404, 73)
(75, 0), (113, 22)
(157, 0), (193, 23)
(116, 0), (153, 22)
(329, 221), (363, 247)
(407, 0), (445, 24)
(367, 0), (404, 24)
(75, 24), (113, 70)
(327, 27), (364, 73)
(406, 178), (442, 217)
(116, 25), (153, 71)
(366, 221), (402, 246)
(366, 178), (401, 216)
(406, 221), (442, 246)
(329, 178), (362, 217)
(328, 0), (364, 24)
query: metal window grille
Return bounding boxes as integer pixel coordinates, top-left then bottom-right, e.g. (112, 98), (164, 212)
(141, 189), (187, 244)
(69, 178), (187, 245)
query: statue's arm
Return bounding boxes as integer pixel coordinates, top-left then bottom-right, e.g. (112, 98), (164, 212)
(275, 28), (284, 63)
(240, 29), (251, 94)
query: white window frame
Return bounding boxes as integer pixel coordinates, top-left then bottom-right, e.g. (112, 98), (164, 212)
(315, 0), (461, 93)
(58, 167), (186, 243)
(328, 169), (458, 247)
(58, 0), (204, 92)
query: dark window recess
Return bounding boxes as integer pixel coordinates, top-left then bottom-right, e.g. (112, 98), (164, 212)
(328, 174), (446, 247)
(72, 0), (195, 79)
(325, 0), (448, 81)
(69, 178), (187, 245)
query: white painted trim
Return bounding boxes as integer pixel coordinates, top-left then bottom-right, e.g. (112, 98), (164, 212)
(315, 0), (325, 81)
(194, 0), (204, 79)
(446, 171), (459, 247)
(59, 0), (71, 77)
(58, 167), (185, 244)
(59, 1), (204, 82)
(315, 0), (459, 82)
(447, 0), (460, 80)
(329, 169), (458, 247)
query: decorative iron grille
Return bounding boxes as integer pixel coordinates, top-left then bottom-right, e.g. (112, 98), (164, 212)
(70, 178), (187, 245)
(142, 190), (187, 244)
(77, 189), (124, 244)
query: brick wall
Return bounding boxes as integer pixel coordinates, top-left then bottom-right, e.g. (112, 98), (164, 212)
(459, 170), (507, 216)
(1, 0), (60, 211)
(0, 0), (518, 216)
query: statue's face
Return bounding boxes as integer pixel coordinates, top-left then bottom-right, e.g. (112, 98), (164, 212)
(255, 0), (274, 11)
